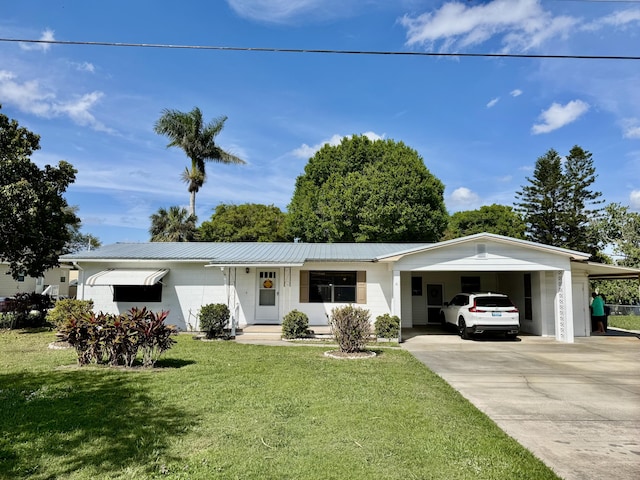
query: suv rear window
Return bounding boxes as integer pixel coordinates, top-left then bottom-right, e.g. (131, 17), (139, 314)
(475, 297), (514, 307)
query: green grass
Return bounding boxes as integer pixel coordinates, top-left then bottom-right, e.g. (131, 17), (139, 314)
(0, 331), (560, 480)
(609, 315), (640, 331)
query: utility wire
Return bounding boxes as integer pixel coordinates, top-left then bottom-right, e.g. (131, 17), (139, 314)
(1, 38), (639, 60)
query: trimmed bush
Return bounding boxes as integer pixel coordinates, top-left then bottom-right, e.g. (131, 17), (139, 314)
(329, 305), (371, 353)
(46, 298), (94, 329)
(282, 310), (310, 339)
(375, 314), (400, 339)
(199, 303), (230, 339)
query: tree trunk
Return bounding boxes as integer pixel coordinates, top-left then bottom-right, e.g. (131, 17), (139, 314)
(190, 191), (196, 217)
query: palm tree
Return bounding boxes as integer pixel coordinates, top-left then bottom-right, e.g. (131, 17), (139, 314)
(149, 206), (198, 242)
(154, 107), (245, 216)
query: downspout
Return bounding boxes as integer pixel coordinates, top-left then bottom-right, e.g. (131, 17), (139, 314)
(73, 262), (84, 300)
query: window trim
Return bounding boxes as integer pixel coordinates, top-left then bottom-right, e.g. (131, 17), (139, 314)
(299, 270), (366, 304)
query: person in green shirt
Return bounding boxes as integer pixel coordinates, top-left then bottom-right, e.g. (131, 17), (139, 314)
(591, 292), (606, 334)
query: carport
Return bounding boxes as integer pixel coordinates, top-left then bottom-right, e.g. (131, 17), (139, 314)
(385, 234), (640, 343)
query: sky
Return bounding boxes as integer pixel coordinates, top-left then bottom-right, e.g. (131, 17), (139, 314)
(1, 0), (639, 246)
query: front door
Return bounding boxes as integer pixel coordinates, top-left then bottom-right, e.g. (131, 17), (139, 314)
(426, 284), (444, 323)
(255, 270), (279, 323)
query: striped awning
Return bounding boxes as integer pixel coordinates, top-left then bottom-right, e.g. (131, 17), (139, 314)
(85, 269), (169, 286)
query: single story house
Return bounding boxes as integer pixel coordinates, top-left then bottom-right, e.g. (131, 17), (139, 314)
(60, 233), (640, 343)
(0, 263), (75, 299)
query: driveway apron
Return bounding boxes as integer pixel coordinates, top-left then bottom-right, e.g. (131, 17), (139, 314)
(401, 333), (640, 480)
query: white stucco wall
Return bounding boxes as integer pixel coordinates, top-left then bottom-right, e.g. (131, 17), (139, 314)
(284, 262), (393, 326)
(77, 261), (227, 331)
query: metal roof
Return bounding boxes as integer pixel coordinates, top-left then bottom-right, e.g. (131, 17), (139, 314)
(59, 234), (599, 265)
(60, 242), (428, 264)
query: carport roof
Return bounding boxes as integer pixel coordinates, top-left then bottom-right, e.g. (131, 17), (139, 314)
(571, 261), (640, 280)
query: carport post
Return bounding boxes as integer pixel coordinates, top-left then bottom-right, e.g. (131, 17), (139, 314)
(392, 269), (402, 342)
(555, 269), (574, 343)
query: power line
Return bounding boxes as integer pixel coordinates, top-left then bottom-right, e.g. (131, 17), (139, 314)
(1, 38), (639, 60)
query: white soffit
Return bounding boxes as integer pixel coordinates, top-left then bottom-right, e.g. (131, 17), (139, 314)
(85, 269), (169, 286)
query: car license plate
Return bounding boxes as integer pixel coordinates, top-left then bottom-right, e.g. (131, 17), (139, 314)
(492, 312), (502, 317)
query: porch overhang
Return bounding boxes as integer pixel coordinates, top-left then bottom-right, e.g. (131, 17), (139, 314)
(205, 263), (304, 268)
(571, 261), (640, 280)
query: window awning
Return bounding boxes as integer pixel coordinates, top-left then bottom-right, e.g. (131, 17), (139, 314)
(85, 269), (169, 286)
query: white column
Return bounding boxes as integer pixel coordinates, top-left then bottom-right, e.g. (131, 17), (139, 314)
(392, 269), (402, 342)
(555, 269), (574, 343)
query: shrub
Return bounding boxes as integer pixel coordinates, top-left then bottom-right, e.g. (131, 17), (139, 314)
(282, 310), (310, 339)
(58, 308), (176, 367)
(199, 303), (230, 339)
(0, 312), (18, 330)
(46, 299), (94, 329)
(329, 305), (371, 353)
(11, 293), (54, 328)
(374, 314), (400, 339)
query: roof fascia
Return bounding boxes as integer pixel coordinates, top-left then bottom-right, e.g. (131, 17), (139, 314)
(376, 233), (590, 262)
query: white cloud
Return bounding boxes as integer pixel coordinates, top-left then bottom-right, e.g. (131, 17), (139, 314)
(510, 89), (523, 97)
(486, 97), (500, 108)
(19, 29), (55, 52)
(630, 190), (640, 209)
(226, 0), (360, 23)
(0, 70), (112, 132)
(399, 0), (578, 53)
(531, 100), (590, 135)
(72, 62), (96, 73)
(448, 187), (480, 210)
(291, 132), (385, 159)
(583, 7), (640, 31)
(622, 119), (640, 139)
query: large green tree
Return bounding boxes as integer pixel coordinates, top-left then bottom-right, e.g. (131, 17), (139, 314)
(515, 146), (602, 252)
(154, 107), (245, 216)
(287, 135), (448, 242)
(444, 204), (526, 240)
(563, 146), (603, 253)
(199, 203), (289, 242)
(149, 206), (198, 242)
(589, 203), (640, 305)
(515, 149), (565, 247)
(0, 106), (79, 279)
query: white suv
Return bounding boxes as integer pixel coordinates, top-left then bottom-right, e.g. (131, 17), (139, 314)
(440, 292), (520, 339)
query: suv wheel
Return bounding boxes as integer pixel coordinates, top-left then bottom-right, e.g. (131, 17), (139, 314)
(458, 318), (469, 340)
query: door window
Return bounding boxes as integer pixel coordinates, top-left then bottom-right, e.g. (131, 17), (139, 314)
(259, 271), (276, 306)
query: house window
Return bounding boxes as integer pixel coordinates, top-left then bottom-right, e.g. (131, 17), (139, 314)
(113, 284), (162, 302)
(309, 271), (356, 303)
(17, 273), (25, 282)
(412, 276), (423, 296)
(524, 273), (533, 321)
(60, 276), (66, 283)
(300, 271), (366, 304)
(461, 276), (480, 293)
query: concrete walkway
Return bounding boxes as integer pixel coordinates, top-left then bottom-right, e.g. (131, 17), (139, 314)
(401, 332), (640, 480)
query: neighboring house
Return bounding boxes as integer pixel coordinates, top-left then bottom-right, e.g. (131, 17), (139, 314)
(0, 263), (73, 299)
(59, 233), (640, 343)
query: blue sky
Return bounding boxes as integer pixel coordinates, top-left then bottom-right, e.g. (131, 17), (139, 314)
(1, 0), (639, 245)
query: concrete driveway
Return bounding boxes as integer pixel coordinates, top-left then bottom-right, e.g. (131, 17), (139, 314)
(401, 331), (640, 480)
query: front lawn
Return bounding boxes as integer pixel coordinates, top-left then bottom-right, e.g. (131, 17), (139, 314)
(608, 315), (640, 331)
(0, 331), (559, 480)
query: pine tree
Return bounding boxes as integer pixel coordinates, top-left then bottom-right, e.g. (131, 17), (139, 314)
(515, 149), (566, 246)
(563, 146), (602, 253)
(515, 146), (603, 253)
